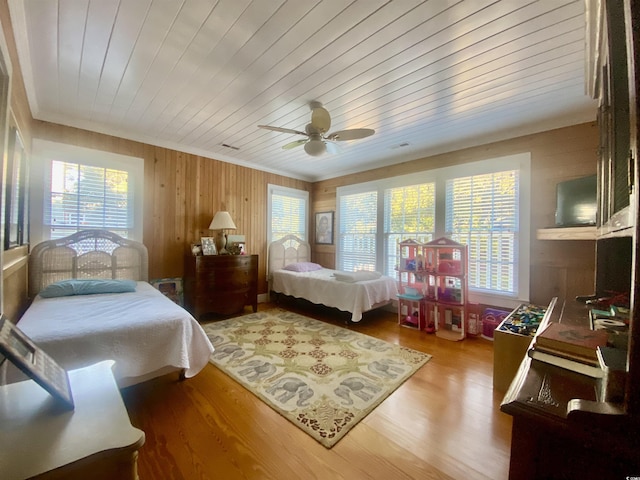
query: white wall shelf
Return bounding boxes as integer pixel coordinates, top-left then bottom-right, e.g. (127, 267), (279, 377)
(536, 226), (596, 241)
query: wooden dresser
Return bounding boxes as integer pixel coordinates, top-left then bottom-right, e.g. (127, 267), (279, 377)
(184, 254), (258, 319)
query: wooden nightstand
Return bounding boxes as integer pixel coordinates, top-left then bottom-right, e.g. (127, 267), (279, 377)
(0, 361), (144, 480)
(184, 254), (258, 319)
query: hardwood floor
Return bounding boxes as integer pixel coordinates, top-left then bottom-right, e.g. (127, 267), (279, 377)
(121, 301), (513, 479)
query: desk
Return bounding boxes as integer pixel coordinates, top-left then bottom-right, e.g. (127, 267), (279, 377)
(0, 361), (145, 480)
(500, 299), (639, 479)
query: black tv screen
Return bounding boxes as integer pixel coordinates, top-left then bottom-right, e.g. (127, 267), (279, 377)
(555, 175), (597, 226)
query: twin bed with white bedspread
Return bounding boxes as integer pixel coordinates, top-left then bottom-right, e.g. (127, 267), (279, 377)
(13, 230), (393, 388)
(16, 230), (213, 387)
(268, 235), (398, 322)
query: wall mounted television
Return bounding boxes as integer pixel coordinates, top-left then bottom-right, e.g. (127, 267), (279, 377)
(555, 175), (597, 227)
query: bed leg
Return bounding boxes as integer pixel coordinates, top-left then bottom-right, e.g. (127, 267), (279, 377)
(178, 369), (186, 381)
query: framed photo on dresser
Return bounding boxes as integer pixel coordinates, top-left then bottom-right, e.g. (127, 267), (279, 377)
(201, 236), (217, 255)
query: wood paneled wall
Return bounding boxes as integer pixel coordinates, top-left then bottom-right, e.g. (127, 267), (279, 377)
(0, 0), (598, 317)
(312, 122), (599, 305)
(9, 116), (601, 316)
(33, 121), (311, 294)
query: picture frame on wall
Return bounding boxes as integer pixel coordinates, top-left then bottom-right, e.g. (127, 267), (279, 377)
(0, 315), (74, 410)
(4, 115), (28, 250)
(201, 236), (217, 255)
(315, 211), (334, 245)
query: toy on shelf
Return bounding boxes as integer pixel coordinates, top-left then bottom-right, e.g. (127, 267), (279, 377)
(397, 239), (426, 329)
(466, 303), (481, 336)
(423, 237), (468, 341)
(423, 300), (437, 333)
(396, 237), (469, 340)
(398, 301), (423, 329)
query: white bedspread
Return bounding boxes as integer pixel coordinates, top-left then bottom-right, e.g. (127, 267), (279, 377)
(271, 268), (397, 322)
(17, 282), (214, 386)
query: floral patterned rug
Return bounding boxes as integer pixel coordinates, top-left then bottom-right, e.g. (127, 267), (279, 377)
(202, 308), (431, 448)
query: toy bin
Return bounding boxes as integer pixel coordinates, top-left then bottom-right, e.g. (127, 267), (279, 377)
(492, 302), (549, 391)
(481, 307), (510, 340)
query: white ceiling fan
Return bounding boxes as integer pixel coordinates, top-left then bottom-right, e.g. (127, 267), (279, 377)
(258, 101), (375, 157)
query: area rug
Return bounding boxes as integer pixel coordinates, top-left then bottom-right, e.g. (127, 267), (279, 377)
(202, 308), (431, 448)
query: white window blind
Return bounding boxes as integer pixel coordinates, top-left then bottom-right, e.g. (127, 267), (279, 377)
(336, 153), (530, 306)
(268, 185), (308, 242)
(446, 170), (519, 295)
(31, 139), (144, 244)
(383, 183), (436, 276)
(338, 191), (377, 272)
(45, 160), (132, 239)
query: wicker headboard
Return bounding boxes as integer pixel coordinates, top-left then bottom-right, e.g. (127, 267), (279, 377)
(267, 234), (311, 279)
(29, 229), (149, 298)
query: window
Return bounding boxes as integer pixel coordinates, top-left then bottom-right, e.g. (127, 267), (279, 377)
(384, 183), (435, 276)
(337, 153), (530, 307)
(45, 161), (131, 239)
(338, 190), (378, 271)
(446, 170), (519, 295)
(31, 140), (144, 244)
(0, 30), (14, 251)
(267, 184), (309, 243)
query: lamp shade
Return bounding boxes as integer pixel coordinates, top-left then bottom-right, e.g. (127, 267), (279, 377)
(209, 211), (237, 230)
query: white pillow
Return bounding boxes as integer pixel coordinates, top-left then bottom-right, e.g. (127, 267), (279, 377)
(282, 262), (323, 272)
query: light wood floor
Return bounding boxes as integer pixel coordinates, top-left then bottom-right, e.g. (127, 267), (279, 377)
(121, 301), (513, 480)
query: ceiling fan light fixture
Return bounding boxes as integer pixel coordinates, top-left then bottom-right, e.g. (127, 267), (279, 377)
(304, 139), (326, 157)
(258, 102), (375, 157)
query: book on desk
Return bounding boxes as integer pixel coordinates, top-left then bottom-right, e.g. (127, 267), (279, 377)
(528, 322), (609, 378)
(528, 348), (605, 378)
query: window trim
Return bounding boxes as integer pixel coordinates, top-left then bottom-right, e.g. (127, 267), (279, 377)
(336, 153), (531, 309)
(30, 139), (144, 244)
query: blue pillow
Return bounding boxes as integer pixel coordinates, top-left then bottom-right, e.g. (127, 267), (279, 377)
(39, 279), (137, 298)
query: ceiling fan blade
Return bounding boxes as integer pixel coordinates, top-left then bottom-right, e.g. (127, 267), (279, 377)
(325, 141), (342, 155)
(326, 128), (375, 141)
(258, 125), (307, 136)
(310, 105), (331, 133)
(282, 139), (308, 150)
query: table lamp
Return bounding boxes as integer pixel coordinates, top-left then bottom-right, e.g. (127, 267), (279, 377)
(209, 211), (237, 254)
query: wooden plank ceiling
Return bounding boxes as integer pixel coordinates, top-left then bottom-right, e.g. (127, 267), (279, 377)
(9, 0), (596, 181)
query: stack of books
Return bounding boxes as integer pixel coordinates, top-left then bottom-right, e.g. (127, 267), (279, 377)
(528, 322), (609, 378)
